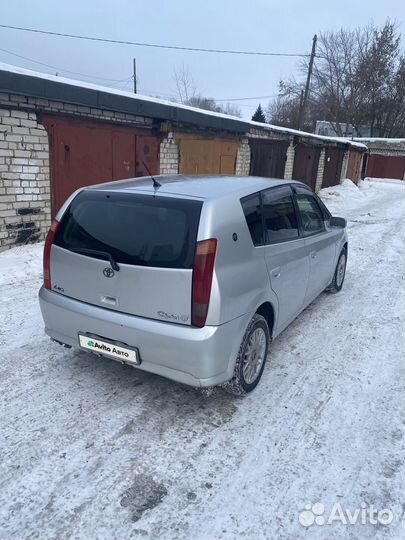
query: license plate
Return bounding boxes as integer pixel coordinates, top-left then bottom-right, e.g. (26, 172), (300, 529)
(78, 334), (140, 365)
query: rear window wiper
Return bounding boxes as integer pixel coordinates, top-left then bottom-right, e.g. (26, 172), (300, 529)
(69, 247), (120, 271)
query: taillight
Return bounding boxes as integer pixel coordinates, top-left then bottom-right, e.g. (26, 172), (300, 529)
(43, 219), (59, 290)
(191, 239), (217, 328)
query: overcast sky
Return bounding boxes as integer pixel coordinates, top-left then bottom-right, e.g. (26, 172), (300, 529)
(1, 0), (404, 119)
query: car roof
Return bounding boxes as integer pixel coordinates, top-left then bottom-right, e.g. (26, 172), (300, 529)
(89, 175), (303, 200)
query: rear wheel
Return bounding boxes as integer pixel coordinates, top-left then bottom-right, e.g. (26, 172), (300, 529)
(326, 248), (347, 293)
(223, 314), (270, 396)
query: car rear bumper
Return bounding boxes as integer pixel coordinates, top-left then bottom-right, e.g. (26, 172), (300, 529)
(39, 287), (251, 387)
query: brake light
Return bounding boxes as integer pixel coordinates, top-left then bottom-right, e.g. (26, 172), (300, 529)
(43, 219), (59, 290)
(191, 239), (217, 328)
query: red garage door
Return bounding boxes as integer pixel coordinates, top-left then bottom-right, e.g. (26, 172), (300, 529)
(323, 148), (345, 188)
(42, 116), (160, 215)
(366, 154), (405, 180)
(292, 144), (321, 190)
(249, 139), (289, 179)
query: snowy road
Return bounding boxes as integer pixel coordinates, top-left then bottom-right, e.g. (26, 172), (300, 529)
(0, 180), (404, 540)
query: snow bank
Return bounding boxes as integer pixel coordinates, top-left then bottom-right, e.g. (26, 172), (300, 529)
(319, 179), (364, 202)
(0, 243), (42, 287)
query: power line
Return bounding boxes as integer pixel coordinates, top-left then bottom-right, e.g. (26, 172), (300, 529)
(0, 45), (278, 102)
(0, 24), (310, 57)
(0, 44), (280, 105)
(215, 94), (278, 102)
(0, 46), (131, 83)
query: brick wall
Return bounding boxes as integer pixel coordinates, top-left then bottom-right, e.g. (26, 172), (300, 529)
(0, 108), (51, 251)
(284, 142), (295, 180)
(235, 138), (250, 175)
(340, 150), (349, 181)
(0, 92), (153, 250)
(159, 132), (179, 174)
(315, 149), (326, 192)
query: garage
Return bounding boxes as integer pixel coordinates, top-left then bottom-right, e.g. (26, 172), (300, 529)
(177, 135), (238, 175)
(42, 116), (160, 215)
(366, 154), (405, 179)
(292, 143), (321, 189)
(249, 139), (289, 178)
(322, 147), (345, 188)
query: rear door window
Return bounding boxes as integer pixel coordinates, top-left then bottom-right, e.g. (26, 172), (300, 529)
(294, 187), (325, 236)
(241, 193), (264, 245)
(262, 186), (299, 243)
(54, 190), (202, 269)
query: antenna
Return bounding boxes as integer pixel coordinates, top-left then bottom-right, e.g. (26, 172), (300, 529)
(142, 161), (161, 188)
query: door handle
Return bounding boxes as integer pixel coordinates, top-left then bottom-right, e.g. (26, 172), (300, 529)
(310, 251), (318, 259)
(271, 267), (281, 278)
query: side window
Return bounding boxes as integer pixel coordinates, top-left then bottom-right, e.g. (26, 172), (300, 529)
(262, 187), (299, 243)
(295, 189), (325, 235)
(241, 194), (263, 246)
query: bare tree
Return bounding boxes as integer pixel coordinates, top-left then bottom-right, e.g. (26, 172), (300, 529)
(267, 22), (405, 137)
(172, 64), (242, 118)
(173, 63), (197, 104)
(266, 80), (304, 129)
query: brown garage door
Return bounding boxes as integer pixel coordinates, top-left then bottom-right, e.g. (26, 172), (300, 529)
(249, 139), (288, 178)
(366, 154), (405, 179)
(346, 150), (363, 184)
(292, 144), (321, 189)
(42, 115), (160, 215)
(178, 137), (238, 175)
(323, 148), (345, 188)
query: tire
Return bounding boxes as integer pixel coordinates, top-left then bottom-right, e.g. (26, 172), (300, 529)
(223, 314), (270, 396)
(326, 248), (347, 293)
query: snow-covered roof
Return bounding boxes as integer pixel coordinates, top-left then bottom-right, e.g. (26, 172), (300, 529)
(0, 62), (248, 132)
(251, 122), (368, 150)
(354, 137), (405, 144)
(0, 62), (366, 150)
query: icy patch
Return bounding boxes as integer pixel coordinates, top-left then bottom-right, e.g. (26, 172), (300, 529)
(120, 474), (167, 522)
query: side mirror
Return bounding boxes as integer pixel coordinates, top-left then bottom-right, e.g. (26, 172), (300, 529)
(329, 216), (347, 229)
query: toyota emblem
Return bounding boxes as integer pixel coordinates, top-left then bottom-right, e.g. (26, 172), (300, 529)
(103, 267), (115, 278)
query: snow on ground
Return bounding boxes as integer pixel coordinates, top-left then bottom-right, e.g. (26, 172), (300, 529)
(0, 180), (404, 540)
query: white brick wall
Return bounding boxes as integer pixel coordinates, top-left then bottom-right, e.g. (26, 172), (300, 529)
(284, 142), (295, 180)
(159, 133), (179, 174)
(0, 108), (51, 251)
(315, 149), (326, 192)
(235, 138), (251, 175)
(340, 150), (349, 181)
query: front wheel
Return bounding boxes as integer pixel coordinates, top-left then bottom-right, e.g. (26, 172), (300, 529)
(326, 248), (347, 293)
(223, 314), (270, 396)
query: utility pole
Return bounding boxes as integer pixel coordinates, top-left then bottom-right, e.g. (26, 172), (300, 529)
(298, 34), (317, 130)
(133, 58), (137, 93)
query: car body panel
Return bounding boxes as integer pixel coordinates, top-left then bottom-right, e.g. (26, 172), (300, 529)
(39, 286), (252, 387)
(50, 245), (193, 324)
(303, 230), (338, 304)
(264, 238), (310, 334)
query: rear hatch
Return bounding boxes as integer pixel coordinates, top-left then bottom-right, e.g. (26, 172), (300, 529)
(51, 189), (202, 325)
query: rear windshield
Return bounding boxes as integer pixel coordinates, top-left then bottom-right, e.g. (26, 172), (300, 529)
(54, 190), (202, 269)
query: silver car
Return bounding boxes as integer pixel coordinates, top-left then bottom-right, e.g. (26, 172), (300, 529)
(39, 175), (347, 395)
